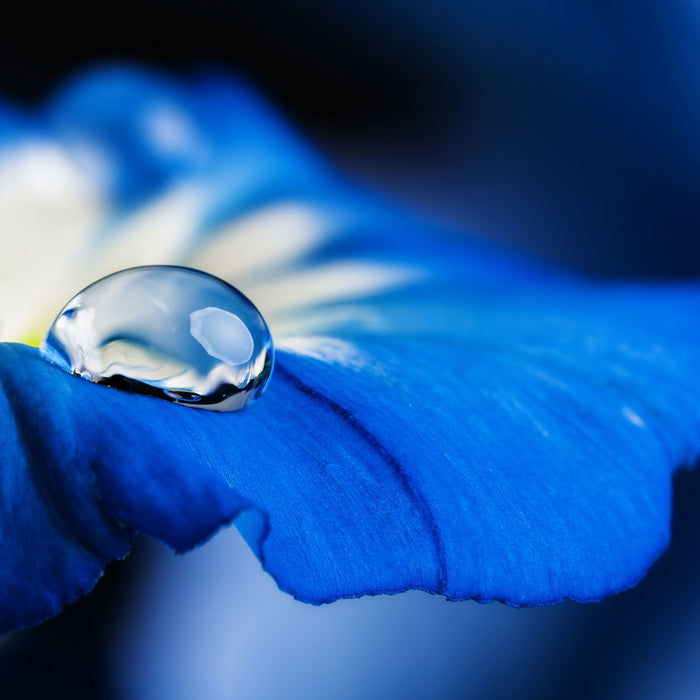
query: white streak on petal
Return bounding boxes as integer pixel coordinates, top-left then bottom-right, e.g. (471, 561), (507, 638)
(271, 305), (388, 338)
(189, 202), (328, 282)
(278, 336), (373, 370)
(86, 184), (204, 279)
(0, 142), (105, 342)
(141, 102), (207, 162)
(0, 142), (94, 201)
(622, 405), (646, 428)
(249, 261), (426, 321)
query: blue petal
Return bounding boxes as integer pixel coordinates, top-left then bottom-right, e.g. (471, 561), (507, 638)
(4, 67), (700, 633)
(46, 66), (330, 214)
(0, 348), (131, 631)
(3, 270), (700, 629)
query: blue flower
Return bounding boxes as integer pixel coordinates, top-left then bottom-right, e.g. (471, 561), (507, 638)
(1, 65), (699, 634)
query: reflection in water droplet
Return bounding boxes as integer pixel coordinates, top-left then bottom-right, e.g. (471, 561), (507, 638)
(40, 266), (274, 411)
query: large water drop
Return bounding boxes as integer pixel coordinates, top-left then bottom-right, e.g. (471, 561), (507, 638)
(41, 265), (274, 411)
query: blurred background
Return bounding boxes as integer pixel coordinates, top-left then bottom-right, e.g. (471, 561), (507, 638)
(2, 1), (700, 698)
(5, 0), (700, 279)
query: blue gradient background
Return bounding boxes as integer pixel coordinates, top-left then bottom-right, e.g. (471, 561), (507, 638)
(1, 2), (700, 698)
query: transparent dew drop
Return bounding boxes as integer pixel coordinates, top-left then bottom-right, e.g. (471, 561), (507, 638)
(40, 265), (274, 411)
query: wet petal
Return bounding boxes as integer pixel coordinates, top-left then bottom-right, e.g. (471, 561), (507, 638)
(2, 67), (700, 633)
(2, 266), (700, 630)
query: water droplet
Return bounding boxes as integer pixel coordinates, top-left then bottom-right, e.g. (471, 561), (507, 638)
(40, 266), (274, 411)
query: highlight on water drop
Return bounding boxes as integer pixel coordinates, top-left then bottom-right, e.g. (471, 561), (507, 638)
(40, 265), (274, 411)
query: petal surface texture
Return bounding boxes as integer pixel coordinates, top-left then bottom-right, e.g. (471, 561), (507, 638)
(0, 346), (132, 631)
(1, 67), (700, 632)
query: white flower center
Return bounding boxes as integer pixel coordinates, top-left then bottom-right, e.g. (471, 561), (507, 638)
(0, 140), (424, 348)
